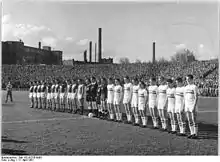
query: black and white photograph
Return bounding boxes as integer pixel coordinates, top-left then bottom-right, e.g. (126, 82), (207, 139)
(1, 0), (219, 157)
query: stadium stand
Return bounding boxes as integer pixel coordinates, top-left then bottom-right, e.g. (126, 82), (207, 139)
(2, 59), (218, 97)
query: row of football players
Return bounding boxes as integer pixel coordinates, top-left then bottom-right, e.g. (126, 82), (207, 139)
(29, 74), (198, 139)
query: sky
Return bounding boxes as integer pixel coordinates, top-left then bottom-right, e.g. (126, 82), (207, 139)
(2, 0), (219, 63)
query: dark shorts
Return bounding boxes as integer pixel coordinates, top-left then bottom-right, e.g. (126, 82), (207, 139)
(91, 96), (96, 102)
(86, 96), (91, 102)
(96, 96), (101, 104)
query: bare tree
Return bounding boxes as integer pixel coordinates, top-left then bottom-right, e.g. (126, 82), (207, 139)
(135, 59), (142, 63)
(119, 57), (130, 64)
(171, 48), (196, 64)
(157, 57), (169, 64)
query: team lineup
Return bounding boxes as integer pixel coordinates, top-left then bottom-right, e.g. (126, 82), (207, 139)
(29, 74), (198, 139)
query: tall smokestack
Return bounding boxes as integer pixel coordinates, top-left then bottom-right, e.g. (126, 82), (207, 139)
(98, 28), (102, 63)
(89, 41), (92, 63)
(84, 50), (87, 62)
(38, 42), (41, 49)
(153, 41), (156, 63)
(95, 43), (97, 63)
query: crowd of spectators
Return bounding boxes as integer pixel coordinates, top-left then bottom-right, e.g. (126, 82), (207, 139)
(2, 59), (218, 97)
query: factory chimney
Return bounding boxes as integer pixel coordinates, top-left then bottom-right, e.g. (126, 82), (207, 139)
(89, 41), (92, 63)
(98, 28), (102, 63)
(153, 41), (156, 63)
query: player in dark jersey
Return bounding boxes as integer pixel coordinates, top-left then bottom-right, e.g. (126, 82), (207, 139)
(29, 81), (34, 108)
(90, 77), (98, 116)
(96, 79), (102, 118)
(85, 78), (92, 113)
(100, 77), (108, 119)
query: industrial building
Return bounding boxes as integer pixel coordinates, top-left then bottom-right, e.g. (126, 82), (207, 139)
(2, 41), (63, 65)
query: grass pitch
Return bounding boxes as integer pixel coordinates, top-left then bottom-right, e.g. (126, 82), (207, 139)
(1, 91), (218, 155)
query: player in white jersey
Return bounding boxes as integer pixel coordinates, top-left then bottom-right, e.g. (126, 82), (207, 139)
(107, 78), (115, 120)
(123, 76), (133, 124)
(54, 80), (60, 111)
(148, 77), (159, 129)
(51, 80), (56, 110)
(157, 77), (168, 130)
(165, 79), (176, 133)
(138, 81), (148, 127)
(29, 81), (34, 108)
(71, 79), (78, 113)
(175, 77), (186, 136)
(46, 80), (52, 110)
(33, 81), (38, 108)
(184, 74), (198, 139)
(113, 79), (123, 122)
(59, 81), (66, 112)
(131, 78), (139, 125)
(66, 80), (72, 112)
(41, 80), (47, 109)
(37, 81), (42, 109)
(77, 79), (85, 115)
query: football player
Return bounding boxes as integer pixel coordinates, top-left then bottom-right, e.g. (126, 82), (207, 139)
(184, 74), (198, 139)
(123, 76), (133, 124)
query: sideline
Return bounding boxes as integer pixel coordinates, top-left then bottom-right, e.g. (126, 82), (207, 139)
(2, 116), (86, 124)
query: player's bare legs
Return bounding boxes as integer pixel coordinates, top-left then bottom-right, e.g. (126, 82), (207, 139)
(168, 112), (177, 133)
(159, 109), (168, 131)
(108, 103), (114, 120)
(124, 103), (132, 123)
(132, 106), (140, 126)
(139, 110), (147, 127)
(186, 111), (197, 138)
(150, 107), (158, 128)
(176, 112), (186, 136)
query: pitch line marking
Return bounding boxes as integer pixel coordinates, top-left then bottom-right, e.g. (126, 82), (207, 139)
(2, 116), (86, 124)
(198, 110), (218, 113)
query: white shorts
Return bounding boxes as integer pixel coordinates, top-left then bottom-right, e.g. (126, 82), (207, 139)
(47, 93), (51, 100)
(78, 95), (83, 100)
(175, 104), (184, 113)
(41, 92), (46, 98)
(107, 98), (114, 104)
(33, 93), (37, 98)
(149, 100), (157, 108)
(131, 97), (138, 107)
(185, 104), (197, 112)
(114, 98), (121, 105)
(123, 97), (131, 104)
(167, 105), (175, 113)
(138, 103), (145, 111)
(54, 93), (58, 99)
(71, 93), (77, 99)
(29, 93), (33, 99)
(60, 93), (64, 99)
(67, 93), (72, 99)
(157, 102), (166, 110)
(37, 93), (41, 98)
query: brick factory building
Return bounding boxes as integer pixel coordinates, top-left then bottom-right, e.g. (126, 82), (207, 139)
(2, 41), (63, 65)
